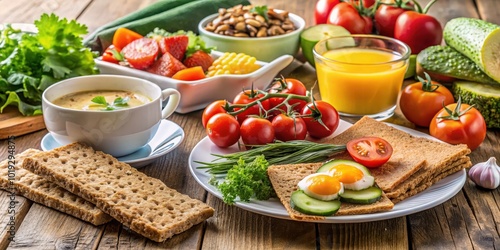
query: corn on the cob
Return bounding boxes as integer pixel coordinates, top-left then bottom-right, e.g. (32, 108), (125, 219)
(207, 52), (261, 76)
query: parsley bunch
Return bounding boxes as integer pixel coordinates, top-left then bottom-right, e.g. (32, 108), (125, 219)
(0, 13), (98, 116)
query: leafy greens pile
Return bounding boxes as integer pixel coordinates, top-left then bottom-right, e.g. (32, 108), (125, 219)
(0, 13), (98, 116)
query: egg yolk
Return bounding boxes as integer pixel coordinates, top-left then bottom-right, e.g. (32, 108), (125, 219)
(329, 164), (364, 184)
(306, 174), (342, 195)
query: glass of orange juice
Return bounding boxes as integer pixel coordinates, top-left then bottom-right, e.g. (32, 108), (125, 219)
(313, 35), (411, 121)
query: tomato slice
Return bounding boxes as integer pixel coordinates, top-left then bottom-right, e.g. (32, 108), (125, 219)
(346, 137), (393, 168)
(121, 38), (159, 69)
(112, 27), (143, 51)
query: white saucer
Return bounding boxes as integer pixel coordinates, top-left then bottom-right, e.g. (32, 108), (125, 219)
(41, 119), (184, 168)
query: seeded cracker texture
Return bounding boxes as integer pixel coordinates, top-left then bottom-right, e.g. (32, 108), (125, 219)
(22, 143), (215, 242)
(0, 148), (112, 226)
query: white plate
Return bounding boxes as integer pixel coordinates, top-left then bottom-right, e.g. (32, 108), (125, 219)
(188, 120), (467, 223)
(96, 51), (294, 114)
(41, 119), (184, 168)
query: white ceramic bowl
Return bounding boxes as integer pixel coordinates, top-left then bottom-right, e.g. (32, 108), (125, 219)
(198, 11), (305, 62)
(95, 51), (293, 113)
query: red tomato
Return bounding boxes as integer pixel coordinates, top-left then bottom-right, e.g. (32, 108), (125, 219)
(271, 114), (307, 141)
(101, 45), (122, 64)
(233, 89), (270, 124)
(301, 101), (339, 139)
(374, 3), (411, 37)
(327, 2), (373, 34)
(269, 78), (308, 114)
(394, 11), (442, 54)
(206, 113), (240, 148)
(112, 27), (143, 51)
(399, 74), (454, 127)
(240, 117), (275, 146)
(429, 100), (487, 151)
(314, 0), (341, 24)
(202, 100), (230, 128)
(121, 37), (159, 69)
(347, 137), (393, 168)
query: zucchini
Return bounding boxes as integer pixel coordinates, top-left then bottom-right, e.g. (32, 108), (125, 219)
(416, 45), (498, 85)
(443, 17), (500, 82)
(83, 0), (251, 52)
(452, 81), (500, 129)
(316, 159), (372, 176)
(339, 186), (382, 204)
(290, 190), (341, 216)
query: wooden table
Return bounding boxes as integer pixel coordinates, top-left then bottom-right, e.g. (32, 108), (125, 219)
(1, 0), (499, 249)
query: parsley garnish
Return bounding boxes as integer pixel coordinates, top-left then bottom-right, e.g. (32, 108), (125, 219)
(251, 5), (269, 22)
(91, 96), (129, 111)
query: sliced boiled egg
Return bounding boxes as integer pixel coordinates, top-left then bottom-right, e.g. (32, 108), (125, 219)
(327, 164), (375, 191)
(297, 173), (344, 201)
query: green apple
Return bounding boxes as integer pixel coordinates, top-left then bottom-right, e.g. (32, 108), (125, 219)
(300, 24), (351, 67)
(404, 54), (417, 79)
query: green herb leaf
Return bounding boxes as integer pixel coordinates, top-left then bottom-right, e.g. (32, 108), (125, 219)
(91, 96), (108, 106)
(113, 96), (129, 106)
(251, 5), (269, 21)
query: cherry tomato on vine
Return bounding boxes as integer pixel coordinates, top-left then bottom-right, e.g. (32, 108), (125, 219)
(269, 78), (308, 114)
(375, 1), (413, 37)
(327, 2), (373, 34)
(314, 0), (341, 24)
(301, 101), (339, 139)
(346, 137), (393, 168)
(429, 99), (486, 151)
(240, 117), (275, 146)
(233, 89), (270, 124)
(271, 114), (307, 142)
(202, 100), (230, 128)
(121, 37), (159, 69)
(399, 73), (454, 127)
(206, 113), (240, 148)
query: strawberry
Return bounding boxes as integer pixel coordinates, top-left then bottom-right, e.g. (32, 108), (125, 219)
(158, 35), (188, 61)
(183, 51), (214, 72)
(147, 52), (186, 77)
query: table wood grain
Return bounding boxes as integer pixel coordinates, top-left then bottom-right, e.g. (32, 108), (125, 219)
(1, 0), (499, 249)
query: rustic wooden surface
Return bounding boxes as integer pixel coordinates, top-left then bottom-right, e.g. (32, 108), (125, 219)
(1, 0), (499, 249)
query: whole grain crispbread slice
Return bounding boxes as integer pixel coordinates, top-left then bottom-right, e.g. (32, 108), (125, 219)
(22, 143), (214, 242)
(0, 148), (112, 226)
(325, 116), (470, 192)
(267, 163), (394, 221)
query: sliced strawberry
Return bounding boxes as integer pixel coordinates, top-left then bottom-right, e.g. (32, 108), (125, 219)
(158, 35), (188, 61)
(146, 52), (186, 77)
(183, 51), (214, 72)
(121, 38), (159, 69)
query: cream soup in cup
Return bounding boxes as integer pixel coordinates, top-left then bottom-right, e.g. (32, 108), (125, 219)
(42, 75), (181, 157)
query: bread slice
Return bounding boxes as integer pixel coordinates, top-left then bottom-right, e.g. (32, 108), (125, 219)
(0, 149), (112, 226)
(267, 163), (394, 221)
(22, 143), (214, 242)
(325, 116), (470, 192)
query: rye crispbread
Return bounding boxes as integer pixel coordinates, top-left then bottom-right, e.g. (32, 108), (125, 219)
(267, 163), (394, 221)
(325, 117), (470, 193)
(22, 143), (214, 242)
(0, 149), (112, 226)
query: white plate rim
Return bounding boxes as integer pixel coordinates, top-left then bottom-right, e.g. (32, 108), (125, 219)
(188, 120), (467, 223)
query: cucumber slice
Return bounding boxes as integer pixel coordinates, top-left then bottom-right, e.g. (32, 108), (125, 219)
(316, 159), (372, 176)
(290, 190), (341, 216)
(299, 24), (351, 67)
(339, 186), (382, 204)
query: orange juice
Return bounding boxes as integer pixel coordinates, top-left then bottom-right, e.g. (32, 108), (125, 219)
(316, 48), (408, 115)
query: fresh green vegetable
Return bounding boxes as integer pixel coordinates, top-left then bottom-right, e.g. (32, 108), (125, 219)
(209, 155), (274, 205)
(452, 81), (500, 128)
(416, 45), (498, 85)
(339, 186), (382, 204)
(0, 14), (98, 116)
(91, 96), (129, 111)
(196, 140), (346, 175)
(290, 190), (341, 216)
(443, 17), (500, 82)
(83, 0), (251, 53)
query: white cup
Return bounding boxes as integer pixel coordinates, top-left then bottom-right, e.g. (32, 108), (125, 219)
(42, 75), (181, 157)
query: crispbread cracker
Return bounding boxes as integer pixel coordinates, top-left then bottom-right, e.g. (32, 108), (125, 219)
(386, 157), (471, 198)
(0, 149), (112, 226)
(267, 163), (394, 221)
(22, 143), (214, 242)
(325, 117), (470, 192)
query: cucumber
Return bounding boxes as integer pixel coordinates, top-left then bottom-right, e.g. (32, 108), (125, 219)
(316, 159), (372, 176)
(452, 81), (500, 129)
(416, 45), (498, 85)
(83, 0), (251, 52)
(339, 186), (382, 204)
(443, 17), (500, 82)
(290, 190), (341, 216)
